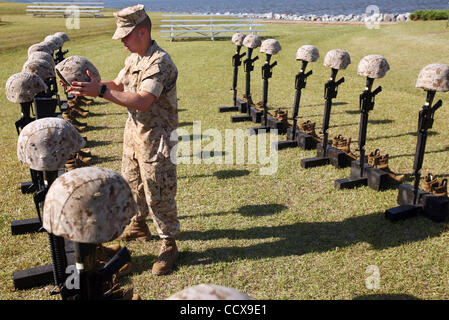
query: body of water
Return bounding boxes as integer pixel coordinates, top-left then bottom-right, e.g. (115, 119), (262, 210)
(105, 0), (446, 15)
(5, 0), (449, 15)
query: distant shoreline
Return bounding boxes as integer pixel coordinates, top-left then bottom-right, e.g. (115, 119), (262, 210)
(190, 12), (412, 24)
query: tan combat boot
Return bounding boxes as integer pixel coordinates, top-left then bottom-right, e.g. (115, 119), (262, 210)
(276, 109), (288, 125)
(422, 173), (439, 193)
(432, 179), (448, 197)
(368, 149), (381, 167)
(70, 105), (89, 118)
(117, 220), (153, 241)
(68, 152), (92, 165)
(96, 244), (132, 277)
(96, 243), (122, 265)
(65, 156), (88, 171)
(62, 110), (87, 132)
(152, 238), (179, 276)
(374, 153), (405, 183)
(243, 94), (254, 107)
(104, 283), (140, 300)
(79, 96), (94, 105)
(332, 135), (343, 149)
(67, 96), (79, 108)
(78, 150), (93, 162)
(300, 120), (317, 136)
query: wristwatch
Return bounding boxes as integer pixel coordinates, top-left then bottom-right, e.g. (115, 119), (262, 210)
(99, 84), (107, 98)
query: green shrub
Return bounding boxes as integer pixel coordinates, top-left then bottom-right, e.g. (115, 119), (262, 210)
(410, 9), (449, 21)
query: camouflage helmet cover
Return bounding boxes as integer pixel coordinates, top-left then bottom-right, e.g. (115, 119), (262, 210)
(357, 54), (390, 79)
(5, 72), (48, 103)
(323, 49), (351, 70)
(17, 118), (85, 171)
(55, 56), (101, 84)
(242, 34), (262, 49)
(166, 284), (252, 300)
(231, 33), (246, 46)
(112, 4), (148, 40)
(43, 167), (137, 244)
(28, 51), (55, 68)
(260, 39), (282, 55)
(54, 32), (70, 42)
(28, 42), (53, 56)
(296, 45), (320, 62)
(44, 35), (64, 50)
(22, 58), (55, 80)
(416, 63), (449, 92)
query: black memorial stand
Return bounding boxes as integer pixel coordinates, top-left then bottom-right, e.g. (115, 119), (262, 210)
(335, 77), (382, 189)
(248, 53), (278, 135)
(219, 45), (246, 113)
(231, 47), (258, 123)
(275, 60), (313, 150)
(301, 69), (345, 168)
(385, 91), (448, 222)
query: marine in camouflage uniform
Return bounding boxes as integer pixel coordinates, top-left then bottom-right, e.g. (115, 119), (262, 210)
(67, 4), (180, 275)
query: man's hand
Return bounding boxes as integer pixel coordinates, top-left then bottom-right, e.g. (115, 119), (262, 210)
(68, 70), (101, 97)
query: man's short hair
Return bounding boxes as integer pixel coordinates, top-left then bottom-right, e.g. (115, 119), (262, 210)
(137, 15), (152, 34)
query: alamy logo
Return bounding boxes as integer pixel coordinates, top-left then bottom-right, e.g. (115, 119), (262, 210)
(65, 265), (80, 290)
(365, 5), (381, 30)
(65, 5), (80, 30)
(365, 265), (380, 290)
(170, 121), (279, 176)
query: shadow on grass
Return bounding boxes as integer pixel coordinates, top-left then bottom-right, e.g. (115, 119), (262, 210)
(368, 119), (394, 125)
(86, 139), (112, 148)
(179, 169), (250, 180)
(180, 203), (287, 219)
(353, 294), (420, 300)
(178, 211), (447, 266)
(389, 145), (449, 160)
(178, 134), (210, 141)
(195, 151), (228, 159)
(88, 101), (109, 107)
(87, 112), (123, 117)
(366, 130), (438, 142)
(91, 155), (120, 165)
(84, 125), (111, 132)
(298, 102), (348, 109)
(179, 121), (194, 127)
(328, 122), (358, 129)
(299, 110), (350, 118)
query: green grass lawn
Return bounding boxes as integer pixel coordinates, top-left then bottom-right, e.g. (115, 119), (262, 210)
(1, 1), (449, 300)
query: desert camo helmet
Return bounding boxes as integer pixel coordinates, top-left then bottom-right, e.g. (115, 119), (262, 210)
(231, 33), (246, 46)
(243, 34), (262, 49)
(28, 42), (54, 56)
(56, 55), (101, 84)
(323, 49), (351, 70)
(54, 32), (70, 43)
(260, 39), (282, 55)
(166, 284), (252, 300)
(358, 55), (390, 79)
(28, 51), (55, 68)
(44, 34), (64, 50)
(416, 63), (449, 92)
(296, 45), (320, 62)
(22, 58), (55, 81)
(17, 117), (85, 171)
(5, 72), (48, 103)
(43, 167), (137, 244)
